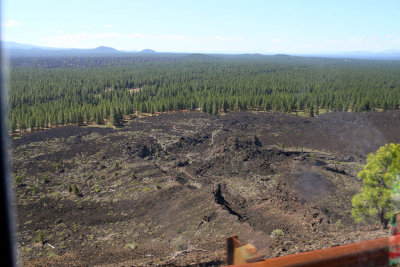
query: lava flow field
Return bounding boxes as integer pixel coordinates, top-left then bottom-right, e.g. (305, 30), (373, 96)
(12, 110), (400, 266)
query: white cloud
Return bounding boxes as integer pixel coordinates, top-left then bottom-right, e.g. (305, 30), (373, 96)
(41, 31), (238, 44)
(105, 24), (112, 28)
(42, 32), (123, 47)
(38, 31), (245, 51)
(4, 19), (20, 28)
(193, 35), (243, 43)
(270, 38), (283, 44)
(322, 39), (343, 46)
(128, 33), (149, 38)
(383, 38), (400, 45)
(212, 36), (236, 41)
(156, 35), (188, 40)
(349, 38), (364, 44)
(314, 36), (400, 53)
(94, 32), (121, 38)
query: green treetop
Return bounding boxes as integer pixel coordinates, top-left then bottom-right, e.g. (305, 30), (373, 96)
(352, 143), (400, 228)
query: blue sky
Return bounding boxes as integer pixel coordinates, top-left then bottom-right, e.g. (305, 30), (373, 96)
(2, 0), (400, 53)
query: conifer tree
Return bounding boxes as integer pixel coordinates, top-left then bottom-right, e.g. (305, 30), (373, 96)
(352, 143), (400, 228)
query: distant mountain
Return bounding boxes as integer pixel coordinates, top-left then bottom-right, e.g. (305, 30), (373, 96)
(139, 49), (156, 54)
(3, 41), (400, 59)
(352, 50), (400, 60)
(2, 42), (126, 56)
(2, 41), (161, 56)
(183, 53), (217, 61)
(120, 49), (138, 52)
(3, 41), (36, 50)
(296, 50), (400, 60)
(3, 41), (61, 50)
(93, 46), (120, 53)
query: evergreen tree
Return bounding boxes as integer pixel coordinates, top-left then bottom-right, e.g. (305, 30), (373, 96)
(111, 108), (123, 126)
(352, 143), (400, 228)
(96, 110), (103, 124)
(309, 105), (314, 117)
(315, 105), (319, 115)
(212, 102), (218, 115)
(10, 117), (17, 133)
(76, 112), (84, 126)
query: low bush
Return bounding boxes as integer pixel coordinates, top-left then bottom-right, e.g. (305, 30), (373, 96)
(14, 175), (23, 186)
(34, 230), (45, 244)
(270, 229), (284, 237)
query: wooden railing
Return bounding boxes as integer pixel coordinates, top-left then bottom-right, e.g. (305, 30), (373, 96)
(226, 236), (390, 267)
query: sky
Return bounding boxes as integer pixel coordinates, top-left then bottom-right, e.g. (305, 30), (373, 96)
(2, 0), (400, 54)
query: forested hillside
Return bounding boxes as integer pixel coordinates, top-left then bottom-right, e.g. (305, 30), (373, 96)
(8, 55), (400, 132)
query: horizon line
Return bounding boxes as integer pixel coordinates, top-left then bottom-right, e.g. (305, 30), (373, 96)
(2, 40), (400, 57)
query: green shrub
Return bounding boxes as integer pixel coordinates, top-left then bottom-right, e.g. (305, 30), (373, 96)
(335, 219), (343, 230)
(34, 230), (45, 244)
(71, 184), (80, 195)
(54, 163), (61, 172)
(114, 171), (118, 176)
(131, 172), (137, 179)
(124, 243), (138, 249)
(43, 175), (50, 184)
(14, 175), (23, 186)
(114, 162), (119, 169)
(270, 229), (284, 237)
(31, 185), (38, 194)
